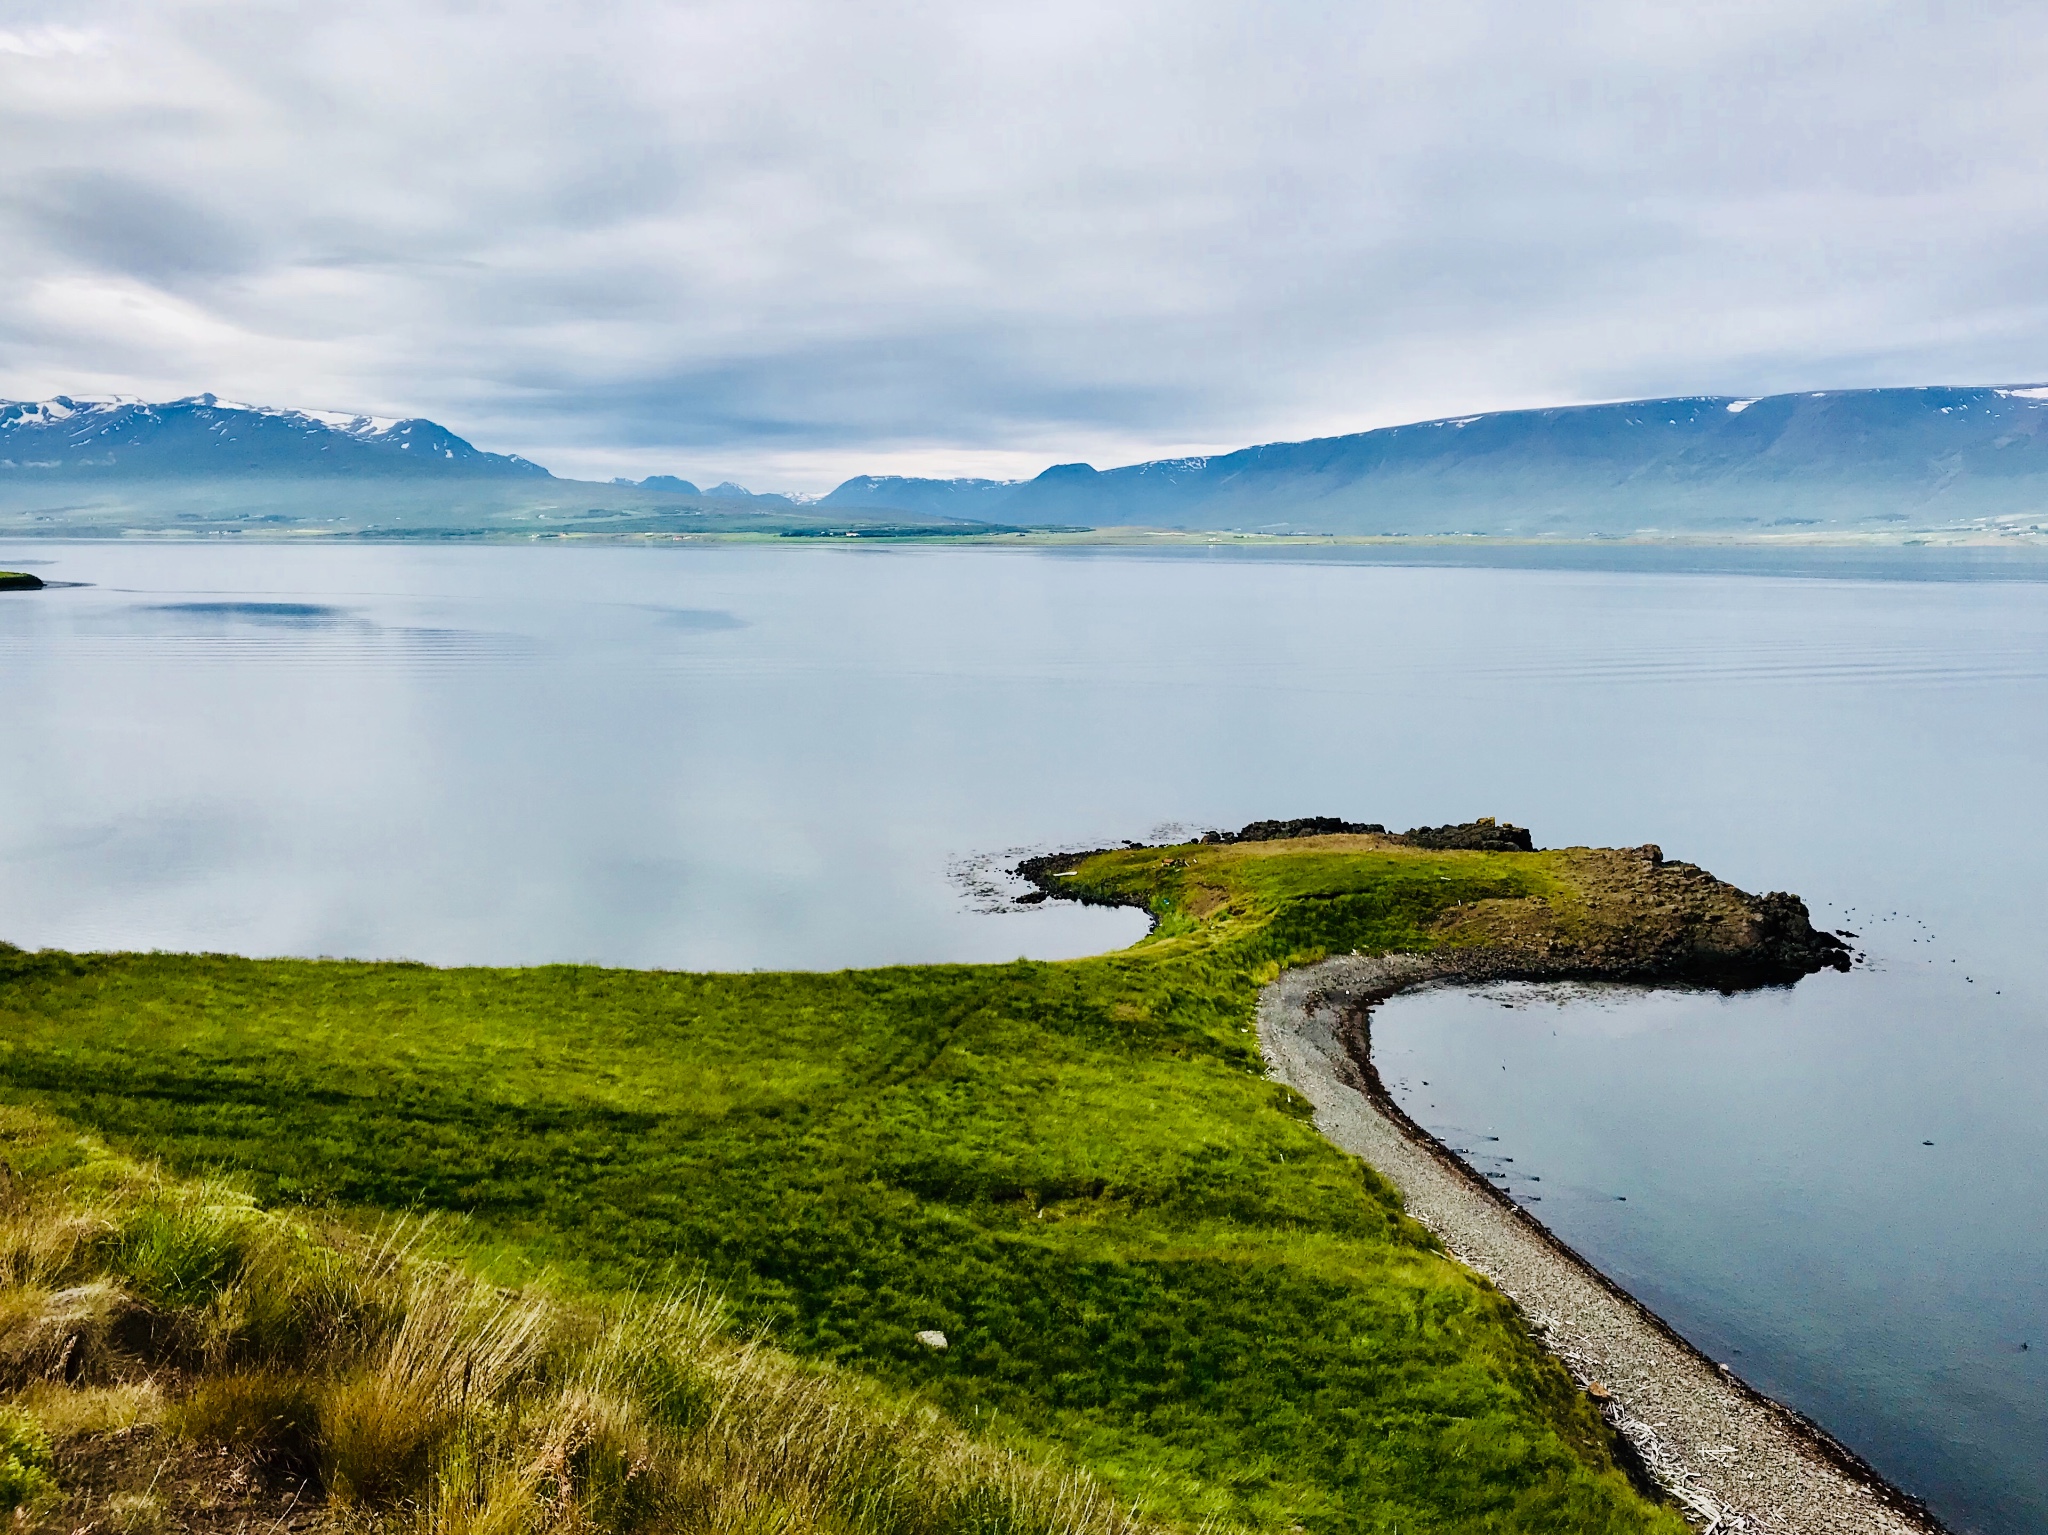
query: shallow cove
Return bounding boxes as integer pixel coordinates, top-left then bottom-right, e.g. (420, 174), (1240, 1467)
(1374, 974), (2046, 1535)
(3, 537), (2046, 1530)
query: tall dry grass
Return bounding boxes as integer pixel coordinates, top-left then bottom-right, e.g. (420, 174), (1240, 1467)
(0, 1107), (1163, 1535)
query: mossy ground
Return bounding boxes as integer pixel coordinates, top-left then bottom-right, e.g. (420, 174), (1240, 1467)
(0, 837), (1690, 1534)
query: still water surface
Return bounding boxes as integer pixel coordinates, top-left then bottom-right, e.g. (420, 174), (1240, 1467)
(2, 540), (2044, 1531)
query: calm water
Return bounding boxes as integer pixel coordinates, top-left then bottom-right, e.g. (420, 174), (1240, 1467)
(3, 539), (2045, 1531)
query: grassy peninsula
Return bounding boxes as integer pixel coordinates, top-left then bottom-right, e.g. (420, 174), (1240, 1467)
(0, 828), (1842, 1535)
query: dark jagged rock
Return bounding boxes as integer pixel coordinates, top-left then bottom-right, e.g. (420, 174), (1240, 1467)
(1013, 850), (1129, 908)
(1749, 891), (1855, 980)
(1399, 818), (1535, 852)
(1200, 817), (1387, 845)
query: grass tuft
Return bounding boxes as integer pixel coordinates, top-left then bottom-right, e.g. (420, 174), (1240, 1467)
(0, 1403), (55, 1513)
(0, 1111), (1165, 1535)
(171, 1368), (320, 1474)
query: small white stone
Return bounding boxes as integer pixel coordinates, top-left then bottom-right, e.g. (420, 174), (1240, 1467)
(915, 1329), (949, 1350)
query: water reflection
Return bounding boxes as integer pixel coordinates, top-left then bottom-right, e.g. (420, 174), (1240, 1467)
(2, 537), (2044, 1528)
(144, 601), (356, 624)
(1375, 968), (2047, 1535)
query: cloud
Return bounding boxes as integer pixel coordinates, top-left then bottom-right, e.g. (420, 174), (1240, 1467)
(0, 25), (104, 57)
(21, 171), (259, 281)
(1, 0), (2045, 489)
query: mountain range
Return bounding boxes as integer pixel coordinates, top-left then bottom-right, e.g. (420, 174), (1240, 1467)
(6, 385), (2047, 537)
(820, 386), (2048, 535)
(0, 394), (936, 537)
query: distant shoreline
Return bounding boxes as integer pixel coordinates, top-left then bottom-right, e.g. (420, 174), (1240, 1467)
(3, 526), (2045, 551)
(8, 531), (2047, 592)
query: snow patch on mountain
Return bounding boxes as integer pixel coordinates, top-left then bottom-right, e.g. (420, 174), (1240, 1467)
(0, 393), (548, 478)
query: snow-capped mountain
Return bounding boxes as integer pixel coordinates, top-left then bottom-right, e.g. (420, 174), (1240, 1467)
(0, 394), (549, 478)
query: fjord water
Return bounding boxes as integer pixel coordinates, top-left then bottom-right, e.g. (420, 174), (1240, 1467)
(3, 540), (2044, 1531)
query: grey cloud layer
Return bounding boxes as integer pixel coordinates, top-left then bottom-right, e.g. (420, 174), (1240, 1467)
(2, 0), (2044, 488)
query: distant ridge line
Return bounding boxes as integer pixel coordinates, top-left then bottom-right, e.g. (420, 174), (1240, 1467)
(818, 383), (2048, 536)
(7, 382), (2048, 536)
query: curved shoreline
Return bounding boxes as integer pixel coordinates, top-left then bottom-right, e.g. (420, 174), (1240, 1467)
(1259, 954), (1948, 1535)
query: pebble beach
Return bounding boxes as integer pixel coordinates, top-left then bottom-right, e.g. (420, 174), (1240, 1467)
(1260, 955), (1946, 1535)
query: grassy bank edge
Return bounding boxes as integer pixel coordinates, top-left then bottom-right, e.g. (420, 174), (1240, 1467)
(0, 833), (1761, 1535)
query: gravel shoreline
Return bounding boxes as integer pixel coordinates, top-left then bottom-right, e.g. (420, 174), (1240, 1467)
(1259, 954), (1948, 1535)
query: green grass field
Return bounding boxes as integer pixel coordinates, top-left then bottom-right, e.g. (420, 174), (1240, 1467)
(0, 838), (1686, 1534)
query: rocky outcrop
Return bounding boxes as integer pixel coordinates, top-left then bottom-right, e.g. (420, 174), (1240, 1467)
(1430, 846), (1851, 988)
(1013, 851), (1134, 909)
(0, 571), (44, 591)
(1198, 816), (1389, 844)
(1399, 818), (1535, 852)
(1017, 825), (1850, 989)
(1053, 814), (1538, 854)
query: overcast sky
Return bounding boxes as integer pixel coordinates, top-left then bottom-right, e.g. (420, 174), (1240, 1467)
(2, 1), (2045, 489)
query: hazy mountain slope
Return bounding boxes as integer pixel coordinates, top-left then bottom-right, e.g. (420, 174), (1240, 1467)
(820, 386), (2048, 533)
(823, 475), (1024, 518)
(0, 396), (979, 537)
